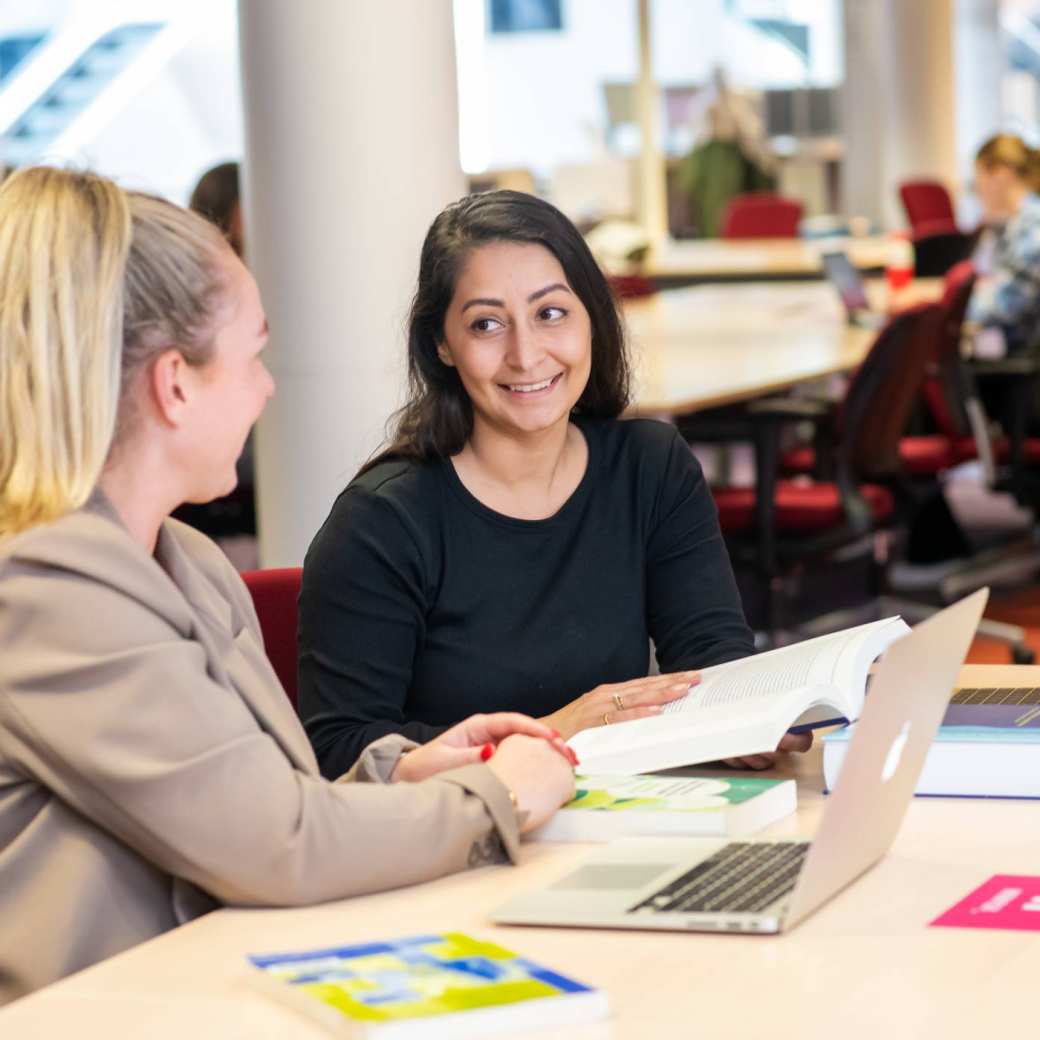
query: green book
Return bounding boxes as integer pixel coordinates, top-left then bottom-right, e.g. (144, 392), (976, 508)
(528, 773), (796, 842)
(248, 932), (608, 1038)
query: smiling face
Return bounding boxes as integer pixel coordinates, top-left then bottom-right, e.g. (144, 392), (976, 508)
(437, 241), (592, 443)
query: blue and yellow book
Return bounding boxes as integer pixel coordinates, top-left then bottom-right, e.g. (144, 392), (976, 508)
(248, 932), (608, 1038)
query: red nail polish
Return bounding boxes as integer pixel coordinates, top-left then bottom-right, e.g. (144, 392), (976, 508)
(480, 743), (494, 762)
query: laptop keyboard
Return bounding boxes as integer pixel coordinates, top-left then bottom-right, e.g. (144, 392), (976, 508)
(628, 842), (809, 916)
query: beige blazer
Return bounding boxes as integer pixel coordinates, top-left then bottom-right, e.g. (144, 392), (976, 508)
(0, 494), (519, 1006)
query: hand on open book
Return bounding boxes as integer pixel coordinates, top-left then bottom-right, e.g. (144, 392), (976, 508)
(539, 671), (700, 741)
(722, 730), (814, 770)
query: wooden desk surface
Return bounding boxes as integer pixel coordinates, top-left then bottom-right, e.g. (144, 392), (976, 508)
(3, 663), (1037, 1040)
(636, 235), (893, 284)
(624, 280), (940, 417)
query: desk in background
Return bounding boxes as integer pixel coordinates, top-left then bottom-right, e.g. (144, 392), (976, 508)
(2, 663), (1037, 1040)
(623, 279), (941, 418)
(613, 235), (893, 289)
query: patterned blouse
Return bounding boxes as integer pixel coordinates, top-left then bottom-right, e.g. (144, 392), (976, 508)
(969, 192), (1040, 354)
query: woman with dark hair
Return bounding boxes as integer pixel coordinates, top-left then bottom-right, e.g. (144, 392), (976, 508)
(300, 191), (802, 777)
(188, 161), (243, 256)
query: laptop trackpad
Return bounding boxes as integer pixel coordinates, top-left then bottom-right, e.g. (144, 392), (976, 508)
(551, 863), (675, 891)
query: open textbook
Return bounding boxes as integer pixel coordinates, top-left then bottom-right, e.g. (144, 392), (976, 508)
(568, 616), (910, 775)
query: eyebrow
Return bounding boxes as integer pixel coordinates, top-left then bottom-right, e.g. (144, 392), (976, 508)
(460, 282), (572, 313)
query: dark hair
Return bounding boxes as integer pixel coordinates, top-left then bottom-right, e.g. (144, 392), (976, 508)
(371, 190), (630, 469)
(188, 162), (241, 246)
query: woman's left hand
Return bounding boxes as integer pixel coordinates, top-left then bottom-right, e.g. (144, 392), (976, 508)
(391, 712), (577, 783)
(721, 730), (813, 771)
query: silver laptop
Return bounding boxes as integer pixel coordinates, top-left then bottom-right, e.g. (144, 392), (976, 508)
(494, 589), (988, 935)
(821, 250), (887, 329)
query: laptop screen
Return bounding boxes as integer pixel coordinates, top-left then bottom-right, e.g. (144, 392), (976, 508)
(822, 251), (870, 312)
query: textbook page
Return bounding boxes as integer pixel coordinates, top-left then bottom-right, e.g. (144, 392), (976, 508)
(568, 616), (909, 774)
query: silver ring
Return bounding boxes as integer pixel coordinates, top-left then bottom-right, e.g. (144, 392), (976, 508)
(612, 693), (626, 712)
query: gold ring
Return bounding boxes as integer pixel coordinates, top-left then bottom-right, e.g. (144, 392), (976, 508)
(602, 711), (611, 726)
(612, 693), (626, 712)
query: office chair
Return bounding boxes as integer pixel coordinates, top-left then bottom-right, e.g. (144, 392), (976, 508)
(609, 274), (657, 299)
(912, 223), (974, 278)
(782, 264), (1038, 661)
(721, 193), (803, 239)
(240, 567), (303, 709)
(711, 302), (944, 640)
(899, 180), (957, 234)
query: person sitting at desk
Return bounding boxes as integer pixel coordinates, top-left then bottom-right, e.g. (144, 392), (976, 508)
(0, 168), (575, 1006)
(969, 133), (1040, 356)
(299, 190), (811, 777)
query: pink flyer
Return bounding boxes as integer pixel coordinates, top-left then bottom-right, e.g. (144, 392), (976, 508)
(931, 874), (1040, 931)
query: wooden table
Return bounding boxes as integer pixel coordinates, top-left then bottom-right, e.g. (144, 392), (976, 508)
(624, 279), (940, 417)
(3, 663), (1037, 1039)
(631, 235), (893, 287)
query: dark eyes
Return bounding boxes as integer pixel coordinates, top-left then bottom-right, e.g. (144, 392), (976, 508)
(469, 306), (566, 334)
(539, 305), (567, 321)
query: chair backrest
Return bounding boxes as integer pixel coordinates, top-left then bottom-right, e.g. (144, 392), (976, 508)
(920, 260), (977, 438)
(241, 567), (303, 709)
(912, 227), (972, 277)
(899, 180), (956, 233)
(721, 193), (803, 239)
(609, 274), (656, 299)
(840, 302), (947, 479)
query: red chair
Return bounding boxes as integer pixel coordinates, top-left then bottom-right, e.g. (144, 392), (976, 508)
(241, 567), (302, 709)
(713, 303), (944, 636)
(721, 193), (803, 239)
(609, 274), (656, 299)
(899, 180), (956, 235)
(782, 264), (977, 480)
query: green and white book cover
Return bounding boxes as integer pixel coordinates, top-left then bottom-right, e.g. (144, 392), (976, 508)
(529, 773), (796, 842)
(248, 932), (608, 1039)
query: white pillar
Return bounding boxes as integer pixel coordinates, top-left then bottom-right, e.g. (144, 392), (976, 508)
(841, 0), (958, 228)
(955, 0), (1004, 181)
(840, 0), (889, 226)
(635, 0), (668, 243)
(238, 0), (466, 567)
(883, 0), (957, 216)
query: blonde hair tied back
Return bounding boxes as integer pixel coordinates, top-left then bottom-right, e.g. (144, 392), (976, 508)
(0, 167), (228, 537)
(976, 133), (1040, 193)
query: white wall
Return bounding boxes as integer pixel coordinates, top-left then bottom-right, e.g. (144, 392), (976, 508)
(456, 0), (843, 176)
(0, 0), (242, 203)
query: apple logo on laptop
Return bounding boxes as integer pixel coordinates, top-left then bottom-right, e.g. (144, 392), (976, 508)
(880, 721), (911, 782)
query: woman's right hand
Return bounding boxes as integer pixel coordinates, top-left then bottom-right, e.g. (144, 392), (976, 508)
(539, 671), (700, 741)
(486, 734), (576, 833)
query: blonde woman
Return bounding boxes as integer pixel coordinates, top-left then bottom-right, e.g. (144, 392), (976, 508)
(969, 133), (1040, 354)
(0, 167), (575, 1005)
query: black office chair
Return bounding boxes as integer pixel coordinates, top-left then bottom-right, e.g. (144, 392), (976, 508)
(711, 303), (945, 640)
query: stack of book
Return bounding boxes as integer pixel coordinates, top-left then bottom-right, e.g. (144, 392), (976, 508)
(824, 685), (1040, 798)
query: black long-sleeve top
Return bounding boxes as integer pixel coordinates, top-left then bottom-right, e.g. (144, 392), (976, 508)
(299, 417), (754, 778)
